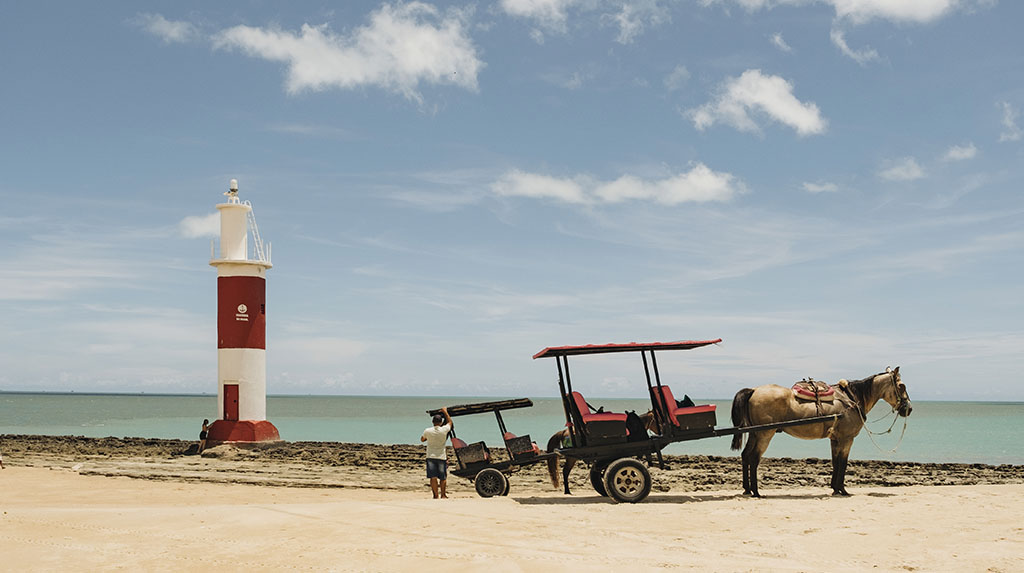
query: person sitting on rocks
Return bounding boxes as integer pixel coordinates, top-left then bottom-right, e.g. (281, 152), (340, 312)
(198, 419), (211, 454)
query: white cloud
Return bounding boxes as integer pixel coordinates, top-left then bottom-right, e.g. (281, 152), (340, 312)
(502, 0), (669, 43)
(700, 0), (972, 25)
(829, 0), (964, 25)
(878, 157), (925, 181)
(133, 13), (199, 43)
(492, 164), (744, 205)
(492, 170), (588, 203)
(213, 3), (482, 101)
(607, 1), (671, 45)
(942, 142), (978, 161)
(830, 27), (879, 65)
(998, 101), (1022, 142)
(802, 181), (839, 193)
(179, 212), (220, 238)
(770, 32), (792, 52)
(501, 0), (575, 35)
(690, 69), (827, 136)
(664, 65), (690, 91)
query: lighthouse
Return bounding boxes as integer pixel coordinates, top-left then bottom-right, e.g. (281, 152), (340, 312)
(206, 179), (280, 443)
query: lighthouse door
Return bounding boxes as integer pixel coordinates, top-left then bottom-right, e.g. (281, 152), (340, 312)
(224, 383), (240, 421)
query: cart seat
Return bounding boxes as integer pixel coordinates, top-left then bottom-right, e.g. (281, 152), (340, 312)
(570, 391), (628, 423)
(570, 391), (629, 445)
(451, 437), (491, 465)
(503, 431), (541, 459)
(658, 386), (717, 430)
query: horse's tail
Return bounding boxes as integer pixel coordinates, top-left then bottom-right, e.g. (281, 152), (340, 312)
(545, 430), (563, 489)
(731, 388), (755, 451)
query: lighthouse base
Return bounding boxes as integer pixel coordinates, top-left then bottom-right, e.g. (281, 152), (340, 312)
(207, 420), (280, 443)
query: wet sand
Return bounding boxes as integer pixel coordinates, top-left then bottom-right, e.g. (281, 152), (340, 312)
(3, 434), (1023, 492)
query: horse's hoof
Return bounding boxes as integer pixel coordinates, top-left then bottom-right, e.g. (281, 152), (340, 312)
(832, 490), (851, 497)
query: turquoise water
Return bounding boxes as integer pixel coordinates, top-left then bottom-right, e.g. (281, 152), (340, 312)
(1, 393), (1021, 465)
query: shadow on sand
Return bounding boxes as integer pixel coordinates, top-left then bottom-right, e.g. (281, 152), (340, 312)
(513, 490), (894, 505)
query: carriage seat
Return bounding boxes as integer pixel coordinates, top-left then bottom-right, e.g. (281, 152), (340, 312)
(502, 431), (541, 459)
(570, 391), (628, 445)
(451, 436), (490, 466)
(658, 385), (717, 430)
(570, 391), (628, 423)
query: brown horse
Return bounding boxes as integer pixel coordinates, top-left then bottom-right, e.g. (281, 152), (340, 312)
(545, 410), (657, 495)
(731, 367), (912, 497)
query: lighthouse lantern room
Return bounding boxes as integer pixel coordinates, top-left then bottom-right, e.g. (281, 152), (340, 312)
(207, 179), (280, 443)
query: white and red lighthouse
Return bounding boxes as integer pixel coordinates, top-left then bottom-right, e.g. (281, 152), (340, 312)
(206, 179), (280, 443)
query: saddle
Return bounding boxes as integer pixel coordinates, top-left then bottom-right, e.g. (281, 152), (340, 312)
(792, 378), (835, 402)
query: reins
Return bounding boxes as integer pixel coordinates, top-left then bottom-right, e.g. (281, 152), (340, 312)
(858, 372), (909, 453)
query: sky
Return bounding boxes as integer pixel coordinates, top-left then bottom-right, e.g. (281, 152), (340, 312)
(1, 0), (1022, 401)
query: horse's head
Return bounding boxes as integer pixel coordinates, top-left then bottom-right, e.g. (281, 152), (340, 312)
(880, 366), (912, 417)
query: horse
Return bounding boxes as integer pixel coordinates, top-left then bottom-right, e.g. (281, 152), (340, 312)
(730, 366), (912, 497)
(545, 410), (658, 495)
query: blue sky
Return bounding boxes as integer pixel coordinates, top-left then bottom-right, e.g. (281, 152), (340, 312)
(1, 0), (1021, 400)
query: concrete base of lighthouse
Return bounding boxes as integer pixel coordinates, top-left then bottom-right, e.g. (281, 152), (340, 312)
(207, 420), (280, 443)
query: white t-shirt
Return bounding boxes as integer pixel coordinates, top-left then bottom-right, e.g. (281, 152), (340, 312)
(422, 423), (452, 460)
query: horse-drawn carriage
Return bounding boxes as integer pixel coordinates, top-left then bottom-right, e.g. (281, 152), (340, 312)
(430, 338), (913, 502)
(534, 339), (847, 503)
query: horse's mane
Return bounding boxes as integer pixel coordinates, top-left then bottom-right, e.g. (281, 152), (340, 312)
(843, 372), (887, 408)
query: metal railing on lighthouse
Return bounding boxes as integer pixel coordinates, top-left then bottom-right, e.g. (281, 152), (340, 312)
(244, 200), (271, 264)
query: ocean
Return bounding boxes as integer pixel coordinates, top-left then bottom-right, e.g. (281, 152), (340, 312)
(1, 393), (1021, 465)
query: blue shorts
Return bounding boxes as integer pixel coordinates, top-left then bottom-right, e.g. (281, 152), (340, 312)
(426, 458), (447, 479)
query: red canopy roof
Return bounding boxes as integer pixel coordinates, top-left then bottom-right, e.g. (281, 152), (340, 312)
(532, 339), (722, 359)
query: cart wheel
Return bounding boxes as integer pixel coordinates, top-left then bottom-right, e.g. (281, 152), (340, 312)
(603, 458), (652, 504)
(589, 462), (609, 496)
(502, 477), (511, 496)
(474, 468), (508, 498)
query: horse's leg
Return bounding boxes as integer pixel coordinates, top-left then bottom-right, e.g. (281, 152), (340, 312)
(830, 438), (853, 496)
(562, 458), (575, 495)
(744, 430), (773, 498)
(740, 437), (752, 495)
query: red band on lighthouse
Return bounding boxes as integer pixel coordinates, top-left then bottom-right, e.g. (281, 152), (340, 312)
(217, 276), (266, 349)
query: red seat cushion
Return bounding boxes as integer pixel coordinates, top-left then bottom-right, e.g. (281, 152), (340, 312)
(674, 404), (717, 416)
(571, 391), (628, 423)
(659, 386), (716, 425)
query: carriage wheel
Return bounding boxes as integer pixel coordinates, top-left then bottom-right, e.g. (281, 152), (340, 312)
(589, 462), (609, 496)
(502, 475), (511, 496)
(474, 468), (508, 498)
(603, 458), (652, 503)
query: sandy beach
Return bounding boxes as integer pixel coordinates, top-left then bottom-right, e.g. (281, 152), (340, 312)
(2, 435), (1023, 571)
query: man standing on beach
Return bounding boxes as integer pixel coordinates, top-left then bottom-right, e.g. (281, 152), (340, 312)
(420, 407), (453, 499)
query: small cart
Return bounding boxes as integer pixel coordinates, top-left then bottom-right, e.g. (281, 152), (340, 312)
(427, 398), (559, 498)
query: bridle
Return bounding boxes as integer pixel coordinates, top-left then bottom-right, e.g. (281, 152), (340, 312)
(862, 370), (910, 452)
(889, 371), (911, 415)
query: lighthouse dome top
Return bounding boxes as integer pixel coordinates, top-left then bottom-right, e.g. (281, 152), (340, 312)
(210, 178), (272, 269)
(225, 178), (241, 203)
